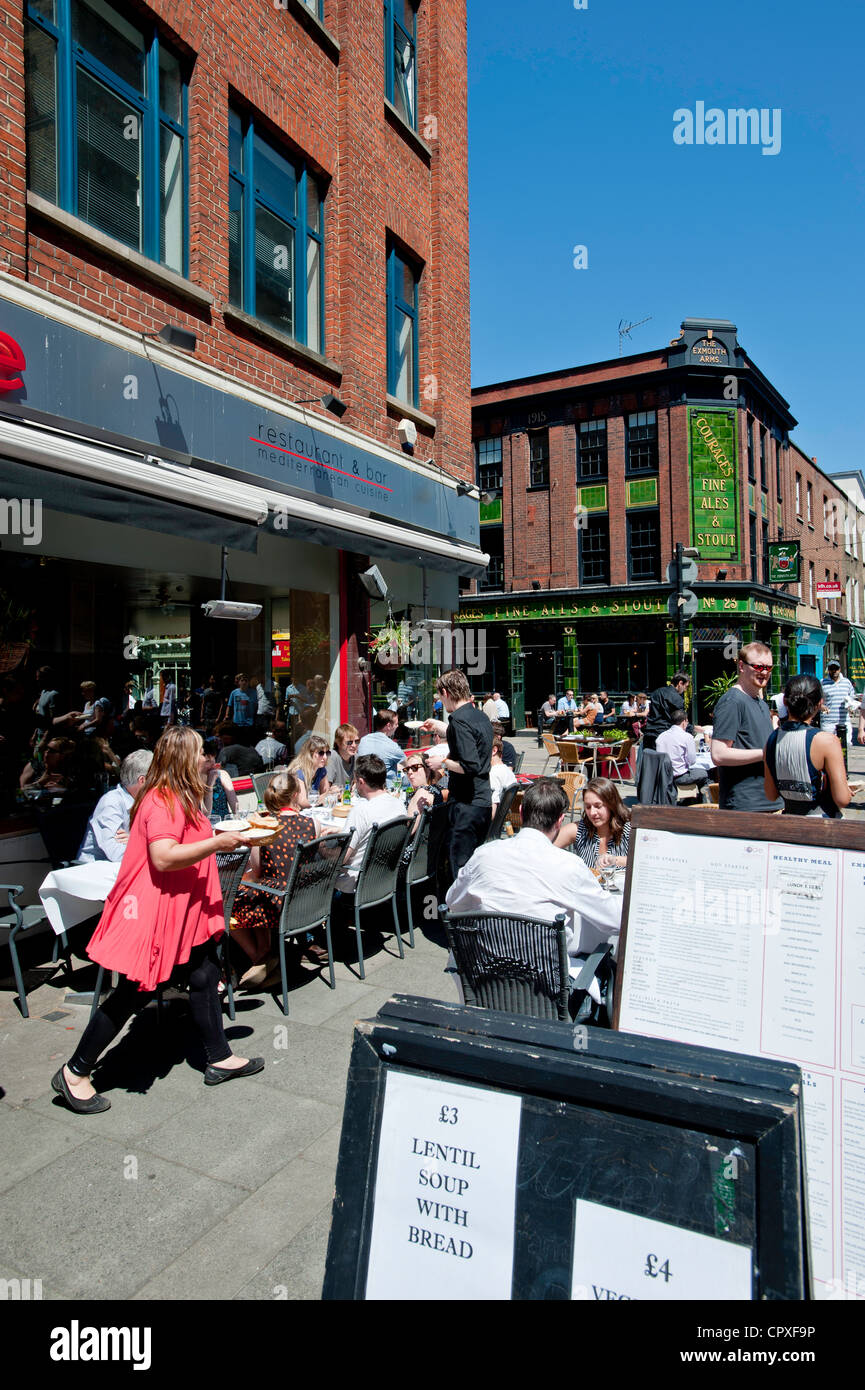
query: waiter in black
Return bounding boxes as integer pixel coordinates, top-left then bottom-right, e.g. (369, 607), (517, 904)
(423, 669), (493, 879)
(642, 672), (692, 750)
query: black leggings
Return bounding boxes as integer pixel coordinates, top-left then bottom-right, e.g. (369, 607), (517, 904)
(68, 941), (232, 1076)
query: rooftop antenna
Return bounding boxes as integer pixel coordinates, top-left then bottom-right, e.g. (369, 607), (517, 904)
(618, 315), (653, 357)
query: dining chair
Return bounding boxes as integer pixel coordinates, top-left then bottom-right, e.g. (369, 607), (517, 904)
(540, 731), (561, 774)
(599, 739), (634, 786)
(401, 802), (448, 948)
(513, 751), (526, 774)
(487, 782), (520, 842)
(556, 769), (587, 820)
(440, 908), (571, 1021)
(215, 846), (252, 1021)
(251, 833), (351, 1015)
(251, 771), (277, 803)
(343, 818), (412, 980)
(0, 884), (70, 1019)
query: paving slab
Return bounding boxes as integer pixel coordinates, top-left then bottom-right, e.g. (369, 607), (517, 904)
(0, 1135), (248, 1300)
(233, 1205), (332, 1301)
(0, 1106), (91, 1195)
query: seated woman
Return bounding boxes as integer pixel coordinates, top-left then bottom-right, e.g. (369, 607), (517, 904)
(201, 738), (238, 821)
(19, 735), (77, 791)
(764, 674), (852, 818)
(402, 754), (446, 823)
(231, 771), (322, 988)
(489, 737), (517, 807)
(288, 734), (331, 809)
(556, 776), (630, 869)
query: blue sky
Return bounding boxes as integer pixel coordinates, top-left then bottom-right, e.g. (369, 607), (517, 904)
(467, 0), (864, 476)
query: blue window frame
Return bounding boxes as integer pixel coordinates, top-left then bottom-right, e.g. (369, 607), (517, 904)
(383, 0), (417, 130)
(24, 0), (188, 275)
(228, 108), (324, 353)
(387, 243), (419, 406)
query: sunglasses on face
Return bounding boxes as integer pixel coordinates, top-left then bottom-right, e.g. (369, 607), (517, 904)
(405, 764), (424, 772)
(317, 748), (330, 756)
(745, 663), (772, 674)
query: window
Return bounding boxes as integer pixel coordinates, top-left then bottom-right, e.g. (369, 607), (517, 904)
(528, 430), (549, 488)
(795, 472), (802, 515)
(579, 515), (609, 586)
(823, 495), (830, 539)
(775, 438), (782, 498)
(386, 243), (420, 406)
(627, 511), (660, 582)
(808, 562), (814, 606)
(749, 515), (758, 582)
(806, 481), (813, 523)
(747, 417), (755, 482)
(476, 437), (503, 492)
(228, 109), (324, 351)
(578, 419), (607, 479)
(25, 0), (187, 274)
(299, 0), (321, 14)
(762, 519), (769, 585)
(478, 527), (504, 592)
(384, 0), (417, 130)
(625, 411), (657, 472)
(759, 427), (767, 490)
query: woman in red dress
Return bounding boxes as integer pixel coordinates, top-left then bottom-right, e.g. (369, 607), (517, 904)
(52, 726), (263, 1114)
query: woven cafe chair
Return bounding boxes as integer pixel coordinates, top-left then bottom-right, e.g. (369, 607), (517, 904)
(540, 731), (561, 774)
(440, 908), (570, 1021)
(598, 738), (633, 786)
(249, 833), (351, 1015)
(506, 787), (524, 833)
(557, 739), (594, 773)
(556, 769), (587, 820)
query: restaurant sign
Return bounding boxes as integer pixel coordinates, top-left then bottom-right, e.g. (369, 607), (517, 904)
(768, 540), (800, 584)
(688, 408), (741, 561)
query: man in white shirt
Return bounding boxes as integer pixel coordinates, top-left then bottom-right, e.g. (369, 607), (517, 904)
(159, 670), (177, 726)
(821, 660), (857, 765)
(489, 737), (517, 806)
(445, 778), (621, 982)
(656, 710), (709, 802)
(493, 692), (509, 721)
(336, 754), (407, 892)
(77, 750), (153, 862)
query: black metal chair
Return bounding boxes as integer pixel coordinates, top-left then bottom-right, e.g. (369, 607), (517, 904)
(247, 832), (351, 1015)
(215, 846), (251, 1020)
(0, 884), (70, 1018)
(251, 771), (279, 803)
(34, 802), (94, 868)
(486, 781), (520, 841)
(513, 751), (526, 774)
(401, 802), (449, 948)
(343, 818), (412, 979)
(440, 908), (571, 1021)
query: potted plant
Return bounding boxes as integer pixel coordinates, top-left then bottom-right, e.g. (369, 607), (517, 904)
(701, 671), (738, 714)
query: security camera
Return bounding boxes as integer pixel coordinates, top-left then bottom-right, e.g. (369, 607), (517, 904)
(358, 565), (390, 601)
(201, 600), (263, 621)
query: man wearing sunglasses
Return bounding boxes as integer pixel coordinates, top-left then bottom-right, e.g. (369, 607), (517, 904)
(710, 642), (783, 812)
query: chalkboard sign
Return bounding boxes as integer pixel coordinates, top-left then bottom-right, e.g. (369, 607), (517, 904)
(322, 995), (807, 1300)
(615, 807), (865, 1301)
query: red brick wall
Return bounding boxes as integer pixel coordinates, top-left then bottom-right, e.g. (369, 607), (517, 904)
(1, 0), (471, 477)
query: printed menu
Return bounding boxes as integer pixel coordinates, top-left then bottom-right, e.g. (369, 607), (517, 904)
(618, 830), (865, 1300)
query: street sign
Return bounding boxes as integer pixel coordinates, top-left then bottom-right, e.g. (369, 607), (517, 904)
(667, 589), (699, 619)
(665, 557), (698, 585)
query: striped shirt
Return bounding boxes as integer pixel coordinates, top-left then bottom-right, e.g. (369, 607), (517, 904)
(820, 675), (856, 732)
(575, 819), (631, 870)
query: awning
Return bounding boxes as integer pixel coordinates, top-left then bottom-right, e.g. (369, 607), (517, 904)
(849, 625), (865, 684)
(0, 415), (489, 577)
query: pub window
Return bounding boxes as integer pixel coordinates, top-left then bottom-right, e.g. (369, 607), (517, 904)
(625, 411), (657, 472)
(478, 527), (504, 592)
(747, 417), (755, 482)
(229, 108), (325, 352)
(626, 511), (661, 583)
(475, 437), (503, 493)
(579, 515), (609, 586)
(25, 0), (188, 274)
(528, 429), (550, 488)
(577, 419), (607, 480)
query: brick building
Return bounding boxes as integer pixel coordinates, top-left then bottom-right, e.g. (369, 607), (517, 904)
(0, 0), (480, 740)
(462, 317), (865, 724)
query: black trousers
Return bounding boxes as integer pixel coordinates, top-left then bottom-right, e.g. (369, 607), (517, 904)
(68, 941), (232, 1076)
(447, 802), (492, 880)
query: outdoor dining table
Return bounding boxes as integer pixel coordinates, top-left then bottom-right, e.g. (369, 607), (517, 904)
(38, 859), (121, 937)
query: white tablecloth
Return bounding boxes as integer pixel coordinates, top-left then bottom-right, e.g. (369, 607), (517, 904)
(38, 861), (120, 937)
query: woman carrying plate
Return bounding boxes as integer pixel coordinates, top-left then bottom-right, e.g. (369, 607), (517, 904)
(231, 771), (323, 988)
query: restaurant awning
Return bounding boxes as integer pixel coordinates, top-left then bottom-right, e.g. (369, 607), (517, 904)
(0, 415), (489, 577)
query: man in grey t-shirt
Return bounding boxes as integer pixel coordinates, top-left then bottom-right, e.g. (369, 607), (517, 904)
(710, 642), (782, 812)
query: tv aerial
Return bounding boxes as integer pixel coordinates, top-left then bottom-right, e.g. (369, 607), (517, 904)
(618, 315), (653, 356)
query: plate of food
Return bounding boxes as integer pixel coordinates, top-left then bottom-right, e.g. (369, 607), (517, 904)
(403, 719), (426, 730)
(213, 818), (250, 833)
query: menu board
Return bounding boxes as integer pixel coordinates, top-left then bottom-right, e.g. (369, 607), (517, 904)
(616, 811), (865, 1301)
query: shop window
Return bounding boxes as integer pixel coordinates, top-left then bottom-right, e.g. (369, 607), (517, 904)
(578, 419), (607, 480)
(625, 411), (657, 473)
(229, 108), (324, 352)
(579, 515), (609, 586)
(478, 527), (504, 591)
(528, 430), (549, 488)
(25, 0), (188, 274)
(626, 511), (660, 582)
(387, 242), (420, 406)
(476, 437), (503, 492)
(384, 0), (418, 129)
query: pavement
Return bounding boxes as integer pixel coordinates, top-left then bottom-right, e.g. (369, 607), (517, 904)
(1, 730), (862, 1302)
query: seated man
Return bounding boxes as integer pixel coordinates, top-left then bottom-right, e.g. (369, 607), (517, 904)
(77, 749), (153, 862)
(356, 709), (405, 784)
(596, 691), (617, 726)
(556, 689), (580, 733)
(335, 754), (407, 893)
(445, 778), (622, 987)
(655, 709), (709, 802)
